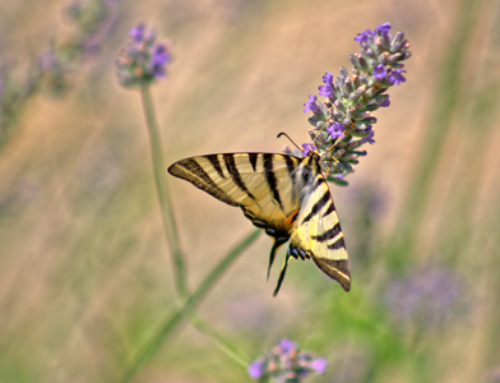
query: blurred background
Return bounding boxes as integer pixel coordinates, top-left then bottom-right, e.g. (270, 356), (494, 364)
(1, 0), (500, 382)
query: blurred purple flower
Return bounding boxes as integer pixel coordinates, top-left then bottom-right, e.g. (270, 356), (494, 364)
(322, 71), (334, 84)
(380, 97), (390, 107)
(116, 23), (172, 87)
(129, 23), (145, 42)
(359, 126), (375, 144)
(385, 264), (470, 328)
(318, 84), (333, 97)
(301, 143), (316, 156)
(303, 94), (319, 113)
(279, 339), (298, 353)
(248, 339), (327, 382)
(310, 358), (327, 374)
(326, 121), (345, 139)
(248, 359), (264, 378)
(319, 72), (334, 97)
(354, 29), (374, 43)
(375, 22), (391, 35)
(372, 64), (387, 79)
(389, 69), (407, 85)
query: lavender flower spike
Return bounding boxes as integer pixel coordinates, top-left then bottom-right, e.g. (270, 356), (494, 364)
(116, 23), (172, 87)
(300, 22), (411, 186)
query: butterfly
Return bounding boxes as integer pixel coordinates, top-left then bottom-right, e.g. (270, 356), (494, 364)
(168, 150), (350, 296)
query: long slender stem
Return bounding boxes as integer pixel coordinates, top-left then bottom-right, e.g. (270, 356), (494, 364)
(140, 84), (187, 296)
(189, 312), (250, 367)
(120, 229), (261, 383)
(139, 84), (257, 374)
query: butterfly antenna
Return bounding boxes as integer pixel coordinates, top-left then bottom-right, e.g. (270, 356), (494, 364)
(277, 132), (303, 153)
(273, 254), (292, 297)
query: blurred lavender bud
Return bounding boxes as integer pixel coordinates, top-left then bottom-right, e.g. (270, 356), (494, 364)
(390, 31), (406, 52)
(248, 339), (327, 382)
(334, 99), (346, 112)
(116, 23), (172, 88)
(349, 54), (360, 68)
(384, 264), (472, 329)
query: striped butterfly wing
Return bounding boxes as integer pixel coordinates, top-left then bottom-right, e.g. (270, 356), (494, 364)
(168, 152), (351, 295)
(168, 153), (303, 276)
(272, 154), (351, 295)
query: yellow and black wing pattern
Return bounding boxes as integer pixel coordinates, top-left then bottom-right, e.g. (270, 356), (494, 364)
(168, 152), (350, 295)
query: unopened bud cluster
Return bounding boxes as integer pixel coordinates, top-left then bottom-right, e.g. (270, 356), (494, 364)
(116, 23), (172, 87)
(290, 23), (411, 186)
(248, 339), (327, 382)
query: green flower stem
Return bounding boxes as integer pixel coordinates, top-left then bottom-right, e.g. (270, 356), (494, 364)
(140, 84), (254, 370)
(121, 229), (261, 383)
(140, 84), (187, 296)
(189, 312), (250, 367)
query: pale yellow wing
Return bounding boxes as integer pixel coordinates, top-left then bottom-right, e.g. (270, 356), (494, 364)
(168, 153), (303, 275)
(273, 155), (351, 295)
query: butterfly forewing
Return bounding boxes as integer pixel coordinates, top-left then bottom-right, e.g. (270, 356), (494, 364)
(168, 153), (301, 235)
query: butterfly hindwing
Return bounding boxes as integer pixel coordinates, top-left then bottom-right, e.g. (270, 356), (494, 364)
(168, 152), (351, 295)
(274, 155), (351, 295)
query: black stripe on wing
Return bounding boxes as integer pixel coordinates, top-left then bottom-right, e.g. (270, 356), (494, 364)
(285, 156), (299, 203)
(311, 223), (341, 242)
(223, 154), (257, 201)
(206, 155), (225, 179)
(263, 154), (284, 211)
(327, 237), (346, 250)
(168, 158), (238, 206)
(249, 153), (258, 172)
(301, 190), (331, 223)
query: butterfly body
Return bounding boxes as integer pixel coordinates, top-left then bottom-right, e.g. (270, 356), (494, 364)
(168, 152), (350, 295)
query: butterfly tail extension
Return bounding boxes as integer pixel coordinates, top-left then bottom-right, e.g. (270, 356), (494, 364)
(273, 251), (293, 297)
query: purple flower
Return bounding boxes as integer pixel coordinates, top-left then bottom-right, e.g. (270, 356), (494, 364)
(384, 265), (470, 328)
(303, 94), (319, 113)
(389, 69), (407, 85)
(302, 143), (316, 156)
(129, 23), (145, 42)
(318, 84), (333, 97)
(310, 358), (327, 374)
(279, 338), (298, 352)
(152, 44), (170, 65)
(354, 29), (374, 43)
(372, 64), (387, 80)
(322, 72), (334, 84)
(249, 339), (327, 381)
(248, 359), (264, 378)
(359, 126), (375, 144)
(380, 97), (390, 107)
(326, 121), (345, 139)
(375, 22), (391, 35)
(117, 23), (173, 86)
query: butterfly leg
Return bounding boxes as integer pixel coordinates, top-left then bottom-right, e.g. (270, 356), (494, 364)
(267, 236), (289, 280)
(272, 253), (292, 297)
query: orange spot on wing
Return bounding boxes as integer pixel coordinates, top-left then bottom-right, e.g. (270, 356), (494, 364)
(286, 209), (299, 227)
